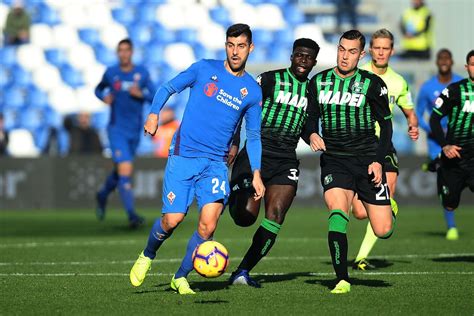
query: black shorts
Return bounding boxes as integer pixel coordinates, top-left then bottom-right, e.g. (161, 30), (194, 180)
(384, 147), (399, 174)
(230, 147), (299, 193)
(437, 155), (474, 209)
(320, 153), (391, 206)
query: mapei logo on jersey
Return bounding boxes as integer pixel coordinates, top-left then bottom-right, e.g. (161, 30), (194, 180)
(204, 82), (219, 97)
(167, 191), (176, 205)
(275, 91), (307, 110)
(380, 86), (388, 96)
(319, 81), (333, 86)
(462, 100), (474, 113)
(240, 87), (248, 99)
(351, 81), (363, 93)
(279, 81), (292, 87)
(318, 90), (364, 107)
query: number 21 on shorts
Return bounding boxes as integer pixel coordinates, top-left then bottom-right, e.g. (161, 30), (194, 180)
(376, 183), (389, 200)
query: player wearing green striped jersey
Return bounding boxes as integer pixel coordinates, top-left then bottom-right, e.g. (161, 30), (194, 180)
(352, 29), (419, 271)
(430, 50), (474, 239)
(227, 38), (320, 288)
(306, 30), (394, 294)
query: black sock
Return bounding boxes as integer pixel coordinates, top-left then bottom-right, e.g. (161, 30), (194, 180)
(238, 218), (280, 272)
(328, 231), (349, 282)
(328, 210), (349, 282)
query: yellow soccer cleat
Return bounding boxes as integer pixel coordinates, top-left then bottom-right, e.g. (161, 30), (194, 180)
(446, 227), (459, 241)
(171, 275), (196, 295)
(353, 258), (376, 271)
(330, 280), (351, 294)
(130, 252), (152, 287)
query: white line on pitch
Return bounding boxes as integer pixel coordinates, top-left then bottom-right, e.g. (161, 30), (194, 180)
(0, 271), (472, 277)
(0, 238), (326, 249)
(0, 253), (472, 266)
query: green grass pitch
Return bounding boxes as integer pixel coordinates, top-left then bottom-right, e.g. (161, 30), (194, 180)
(1, 205), (473, 315)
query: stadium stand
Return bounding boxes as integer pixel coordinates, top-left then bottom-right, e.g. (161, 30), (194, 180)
(2, 0), (414, 157)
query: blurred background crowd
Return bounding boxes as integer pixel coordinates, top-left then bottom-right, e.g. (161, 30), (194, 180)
(0, 0), (472, 159)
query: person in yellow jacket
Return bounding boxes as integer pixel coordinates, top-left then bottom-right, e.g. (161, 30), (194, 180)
(351, 29), (419, 270)
(400, 0), (433, 60)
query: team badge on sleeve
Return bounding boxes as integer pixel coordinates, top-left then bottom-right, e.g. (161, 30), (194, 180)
(256, 75), (262, 85)
(167, 191), (176, 204)
(435, 97), (443, 108)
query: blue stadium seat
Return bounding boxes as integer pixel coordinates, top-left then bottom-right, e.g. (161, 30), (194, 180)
(37, 3), (61, 26)
(95, 45), (117, 66)
(144, 43), (165, 66)
(0, 47), (18, 67)
(19, 106), (47, 132)
(274, 28), (295, 46)
(111, 7), (136, 26)
(4, 87), (25, 108)
(60, 65), (84, 88)
(245, 0), (265, 4)
(128, 23), (152, 46)
(283, 4), (305, 25)
(267, 0), (289, 4)
(78, 28), (101, 46)
(151, 23), (177, 44)
(0, 67), (11, 89)
(253, 29), (273, 47)
(11, 66), (33, 87)
(27, 88), (49, 108)
(136, 3), (158, 24)
(209, 6), (230, 26)
(176, 29), (198, 45)
(45, 48), (68, 67)
(193, 43), (216, 60)
(248, 48), (267, 63)
(2, 107), (20, 131)
(268, 47), (290, 62)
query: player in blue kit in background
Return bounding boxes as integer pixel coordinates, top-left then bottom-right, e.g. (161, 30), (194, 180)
(129, 24), (265, 295)
(416, 48), (462, 240)
(94, 38), (156, 228)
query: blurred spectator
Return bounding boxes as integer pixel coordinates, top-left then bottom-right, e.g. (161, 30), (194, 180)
(0, 114), (9, 156)
(399, 0), (432, 60)
(3, 0), (31, 46)
(334, 0), (359, 33)
(64, 112), (102, 155)
(152, 107), (179, 158)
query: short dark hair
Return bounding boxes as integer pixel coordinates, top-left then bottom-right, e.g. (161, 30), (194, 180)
(467, 50), (474, 64)
(118, 38), (133, 49)
(370, 29), (394, 48)
(226, 23), (252, 44)
(293, 38), (320, 56)
(340, 29), (366, 50)
(436, 48), (453, 59)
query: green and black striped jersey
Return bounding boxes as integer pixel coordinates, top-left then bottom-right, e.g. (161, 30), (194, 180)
(308, 68), (392, 158)
(258, 68), (310, 157)
(432, 78), (474, 158)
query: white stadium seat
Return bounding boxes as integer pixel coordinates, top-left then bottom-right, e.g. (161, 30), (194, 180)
(164, 43), (196, 71)
(32, 65), (62, 92)
(30, 24), (55, 49)
(7, 129), (40, 158)
(16, 44), (47, 71)
(49, 86), (79, 114)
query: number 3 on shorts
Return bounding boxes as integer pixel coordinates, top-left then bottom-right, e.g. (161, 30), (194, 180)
(212, 178), (227, 195)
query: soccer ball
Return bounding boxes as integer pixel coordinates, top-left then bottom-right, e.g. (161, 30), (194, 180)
(192, 240), (229, 278)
